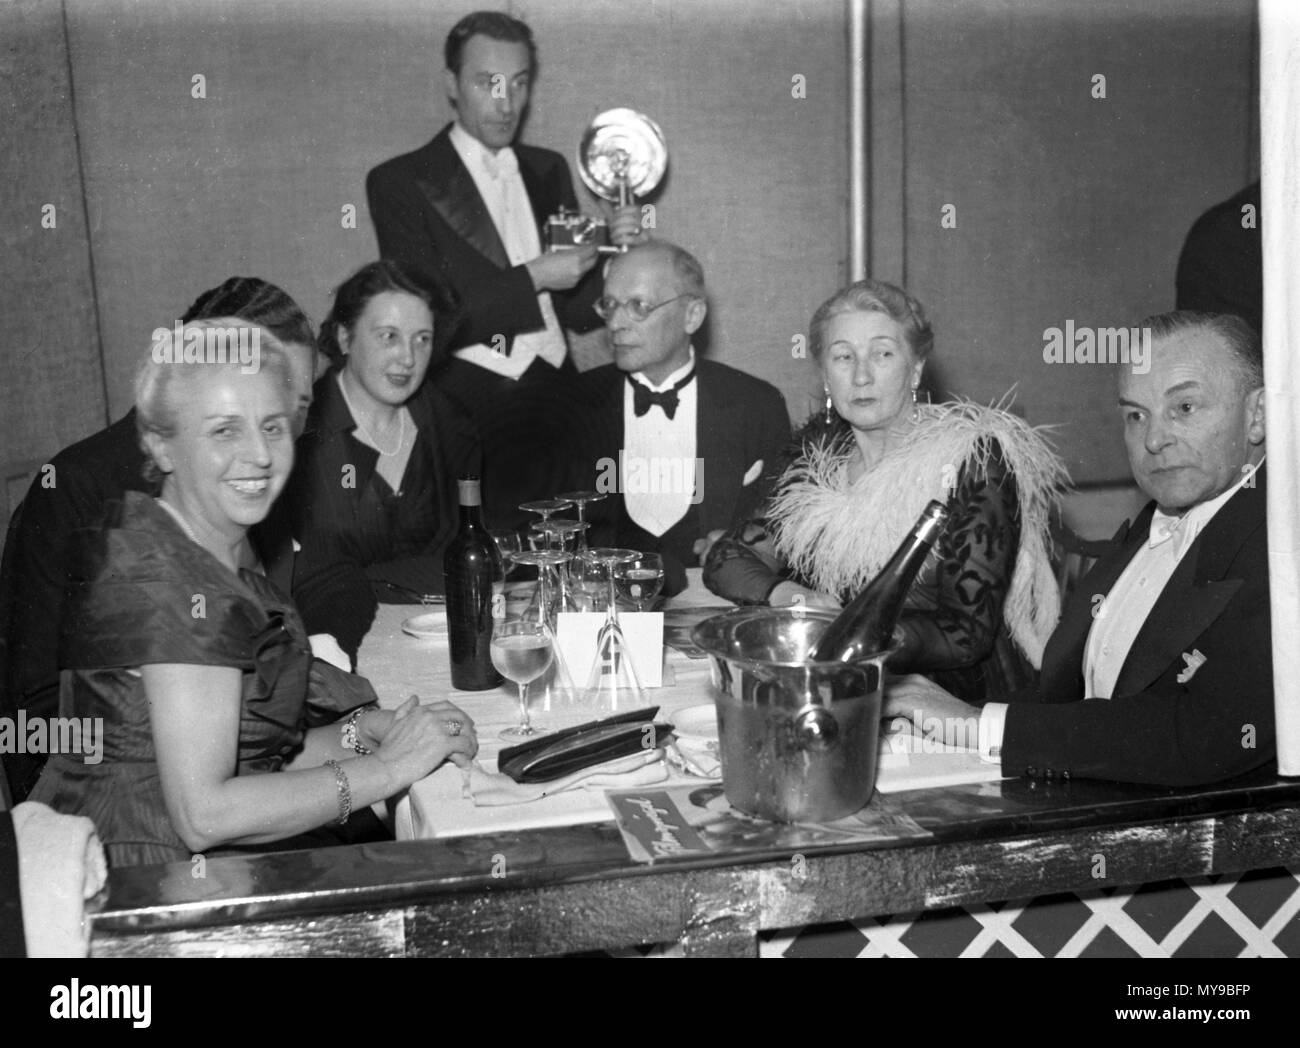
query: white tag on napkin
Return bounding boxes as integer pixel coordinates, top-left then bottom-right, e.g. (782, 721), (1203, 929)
(555, 611), (664, 688)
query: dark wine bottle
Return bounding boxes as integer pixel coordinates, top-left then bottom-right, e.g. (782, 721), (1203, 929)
(444, 476), (503, 690)
(807, 500), (950, 663)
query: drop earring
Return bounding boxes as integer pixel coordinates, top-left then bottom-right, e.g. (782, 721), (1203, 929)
(824, 387), (834, 423)
(911, 385), (920, 423)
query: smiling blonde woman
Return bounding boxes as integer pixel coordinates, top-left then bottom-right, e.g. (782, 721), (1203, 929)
(28, 321), (476, 866)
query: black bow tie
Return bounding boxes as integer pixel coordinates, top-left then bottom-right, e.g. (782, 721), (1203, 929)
(629, 367), (696, 421)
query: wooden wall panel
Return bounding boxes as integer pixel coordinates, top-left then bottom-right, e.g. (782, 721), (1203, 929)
(891, 0), (1258, 482)
(0, 0), (106, 523)
(62, 0), (847, 423)
(5, 0), (1261, 492)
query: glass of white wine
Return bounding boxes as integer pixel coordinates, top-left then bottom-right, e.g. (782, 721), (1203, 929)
(493, 620), (555, 740)
(615, 552), (665, 612)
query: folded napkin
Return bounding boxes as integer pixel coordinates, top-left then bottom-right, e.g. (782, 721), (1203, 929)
(463, 749), (669, 806)
(10, 801), (107, 958)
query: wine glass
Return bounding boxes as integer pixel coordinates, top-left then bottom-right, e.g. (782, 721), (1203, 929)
(493, 620), (554, 740)
(489, 530), (522, 576)
(583, 548), (647, 709)
(512, 530), (581, 706)
(556, 491), (608, 551)
(568, 550), (609, 612)
(520, 499), (574, 528)
(615, 553), (665, 612)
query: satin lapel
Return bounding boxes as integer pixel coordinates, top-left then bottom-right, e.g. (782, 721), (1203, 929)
(420, 133), (509, 269)
(1112, 470), (1265, 697)
(1038, 507), (1151, 699)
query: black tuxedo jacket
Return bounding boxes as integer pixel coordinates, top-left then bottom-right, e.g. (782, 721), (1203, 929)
(1002, 465), (1274, 786)
(366, 123), (604, 352)
(577, 359), (790, 573)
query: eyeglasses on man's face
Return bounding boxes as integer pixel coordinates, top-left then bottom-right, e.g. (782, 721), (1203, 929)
(593, 293), (694, 322)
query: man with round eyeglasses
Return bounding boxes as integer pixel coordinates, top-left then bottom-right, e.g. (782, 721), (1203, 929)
(577, 242), (790, 591)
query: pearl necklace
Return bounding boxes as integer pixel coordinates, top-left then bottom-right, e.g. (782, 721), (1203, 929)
(156, 498), (201, 544)
(338, 373), (406, 456)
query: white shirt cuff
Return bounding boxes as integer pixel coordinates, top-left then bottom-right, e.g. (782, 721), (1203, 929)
(978, 703), (1007, 764)
(309, 633), (353, 673)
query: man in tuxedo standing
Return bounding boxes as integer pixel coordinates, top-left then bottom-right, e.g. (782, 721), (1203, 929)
(366, 10), (645, 530)
(577, 241), (790, 592)
(886, 311), (1272, 787)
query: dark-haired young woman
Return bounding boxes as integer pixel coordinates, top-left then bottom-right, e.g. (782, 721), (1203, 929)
(287, 260), (482, 663)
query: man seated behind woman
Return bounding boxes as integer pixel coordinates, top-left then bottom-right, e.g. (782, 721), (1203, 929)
(28, 323), (477, 867)
(704, 279), (1067, 704)
(288, 261), (481, 665)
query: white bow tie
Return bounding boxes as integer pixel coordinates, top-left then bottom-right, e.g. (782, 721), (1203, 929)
(482, 147), (519, 181)
(1148, 509), (1194, 557)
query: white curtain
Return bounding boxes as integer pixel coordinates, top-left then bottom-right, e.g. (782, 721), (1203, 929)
(1261, 0), (1300, 776)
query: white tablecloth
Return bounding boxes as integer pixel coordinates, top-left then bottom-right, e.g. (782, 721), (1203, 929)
(356, 569), (1002, 840)
(357, 570), (727, 839)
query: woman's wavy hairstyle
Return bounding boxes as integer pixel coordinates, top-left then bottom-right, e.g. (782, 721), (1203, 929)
(134, 319), (292, 483)
(180, 276), (316, 356)
(317, 260), (463, 369)
(809, 279), (934, 363)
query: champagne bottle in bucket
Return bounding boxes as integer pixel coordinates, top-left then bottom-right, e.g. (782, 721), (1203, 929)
(807, 501), (950, 663)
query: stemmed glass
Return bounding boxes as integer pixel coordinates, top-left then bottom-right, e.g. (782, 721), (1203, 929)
(492, 621), (554, 740)
(517, 522), (580, 628)
(511, 525), (581, 705)
(489, 530), (522, 578)
(556, 491), (608, 551)
(520, 499), (574, 528)
(615, 552), (665, 612)
(568, 550), (609, 612)
(583, 548), (646, 709)
(489, 530), (522, 618)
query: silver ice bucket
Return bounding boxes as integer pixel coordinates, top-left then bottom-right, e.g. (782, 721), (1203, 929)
(692, 607), (888, 823)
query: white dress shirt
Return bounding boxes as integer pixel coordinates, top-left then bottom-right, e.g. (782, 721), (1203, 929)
(448, 122), (567, 379)
(622, 348), (698, 536)
(980, 458), (1263, 759)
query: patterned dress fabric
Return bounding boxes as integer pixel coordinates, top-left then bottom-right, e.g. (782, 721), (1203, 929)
(704, 415), (1044, 703)
(29, 493), (316, 868)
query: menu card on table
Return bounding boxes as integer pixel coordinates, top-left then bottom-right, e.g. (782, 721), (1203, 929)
(606, 782), (931, 865)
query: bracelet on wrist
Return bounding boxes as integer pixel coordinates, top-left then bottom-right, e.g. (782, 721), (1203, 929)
(324, 758), (352, 825)
(341, 705), (376, 756)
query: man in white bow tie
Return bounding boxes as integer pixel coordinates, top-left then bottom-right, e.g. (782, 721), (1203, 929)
(576, 242), (790, 592)
(886, 311), (1272, 787)
(366, 10), (645, 529)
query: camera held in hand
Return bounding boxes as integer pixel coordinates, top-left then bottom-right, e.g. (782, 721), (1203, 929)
(544, 207), (610, 252)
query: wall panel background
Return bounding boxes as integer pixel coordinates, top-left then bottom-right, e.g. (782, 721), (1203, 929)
(889, 0), (1258, 481)
(0, 0), (1260, 512)
(0, 0), (105, 519)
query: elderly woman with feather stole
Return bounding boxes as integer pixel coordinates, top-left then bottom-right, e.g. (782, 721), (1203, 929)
(703, 280), (1067, 703)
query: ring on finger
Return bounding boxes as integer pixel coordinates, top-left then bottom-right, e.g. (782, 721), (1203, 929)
(446, 719), (464, 737)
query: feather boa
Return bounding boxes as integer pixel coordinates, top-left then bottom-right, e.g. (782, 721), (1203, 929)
(768, 398), (1068, 667)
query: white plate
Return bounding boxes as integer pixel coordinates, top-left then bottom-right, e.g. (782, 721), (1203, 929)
(671, 703), (718, 741)
(401, 611), (448, 638)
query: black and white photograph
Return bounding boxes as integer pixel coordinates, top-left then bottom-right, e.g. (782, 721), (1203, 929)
(1, 0), (1297, 989)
